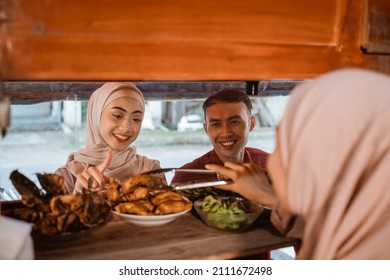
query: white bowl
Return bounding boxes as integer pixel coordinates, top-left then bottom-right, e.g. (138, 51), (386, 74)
(111, 207), (191, 227)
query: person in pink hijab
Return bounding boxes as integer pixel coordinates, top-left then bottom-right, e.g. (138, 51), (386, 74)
(206, 68), (390, 259)
(56, 82), (161, 194)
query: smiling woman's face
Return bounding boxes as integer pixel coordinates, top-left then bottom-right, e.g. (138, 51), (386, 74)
(99, 95), (143, 151)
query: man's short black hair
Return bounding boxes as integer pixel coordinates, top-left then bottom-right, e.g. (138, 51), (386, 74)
(203, 89), (252, 119)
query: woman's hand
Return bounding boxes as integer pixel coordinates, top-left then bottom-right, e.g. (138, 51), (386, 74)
(74, 150), (112, 194)
(205, 162), (278, 208)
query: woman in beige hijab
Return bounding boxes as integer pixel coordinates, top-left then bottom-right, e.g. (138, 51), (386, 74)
(206, 68), (390, 259)
(56, 82), (161, 194)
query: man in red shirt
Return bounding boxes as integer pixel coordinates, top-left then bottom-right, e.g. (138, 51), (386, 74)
(171, 89), (269, 185)
(171, 89), (271, 259)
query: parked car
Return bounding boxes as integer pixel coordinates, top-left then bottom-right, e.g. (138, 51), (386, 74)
(177, 114), (203, 132)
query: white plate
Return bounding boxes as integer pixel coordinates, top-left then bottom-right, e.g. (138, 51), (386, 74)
(111, 207), (192, 227)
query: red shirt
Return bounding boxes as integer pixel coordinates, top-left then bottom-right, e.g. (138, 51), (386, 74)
(172, 147), (271, 260)
(171, 147), (269, 184)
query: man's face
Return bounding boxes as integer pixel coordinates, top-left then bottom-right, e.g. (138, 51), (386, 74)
(204, 101), (255, 163)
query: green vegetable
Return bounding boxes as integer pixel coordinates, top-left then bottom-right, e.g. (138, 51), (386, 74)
(199, 195), (249, 230)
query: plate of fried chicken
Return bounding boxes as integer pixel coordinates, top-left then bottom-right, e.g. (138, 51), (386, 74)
(107, 174), (193, 226)
(111, 205), (191, 227)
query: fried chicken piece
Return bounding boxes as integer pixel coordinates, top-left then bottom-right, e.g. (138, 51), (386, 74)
(80, 191), (111, 227)
(122, 174), (167, 193)
(61, 212), (86, 232)
(114, 201), (153, 215)
(37, 173), (68, 197)
(49, 193), (109, 229)
(154, 200), (192, 215)
(124, 186), (149, 201)
(38, 213), (60, 235)
(151, 191), (184, 206)
(50, 194), (84, 215)
(10, 170), (48, 211)
(136, 199), (154, 212)
(108, 175), (167, 205)
(107, 179), (124, 205)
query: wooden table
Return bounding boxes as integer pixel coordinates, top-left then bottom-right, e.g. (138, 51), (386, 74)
(33, 210), (298, 260)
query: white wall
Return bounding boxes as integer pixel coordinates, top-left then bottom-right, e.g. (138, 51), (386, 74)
(62, 101), (82, 128)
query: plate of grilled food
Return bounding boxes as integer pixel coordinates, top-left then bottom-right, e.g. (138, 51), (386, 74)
(5, 170), (111, 236)
(107, 174), (193, 227)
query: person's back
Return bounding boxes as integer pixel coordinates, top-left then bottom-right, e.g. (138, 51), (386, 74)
(278, 68), (390, 259)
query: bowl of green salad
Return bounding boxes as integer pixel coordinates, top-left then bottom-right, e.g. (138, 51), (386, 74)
(194, 195), (263, 231)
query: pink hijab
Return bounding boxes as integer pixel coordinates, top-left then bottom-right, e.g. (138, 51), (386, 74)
(63, 82), (160, 186)
(278, 68), (390, 259)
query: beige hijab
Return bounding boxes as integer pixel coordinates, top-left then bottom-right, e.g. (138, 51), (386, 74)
(63, 82), (160, 186)
(278, 68), (390, 259)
